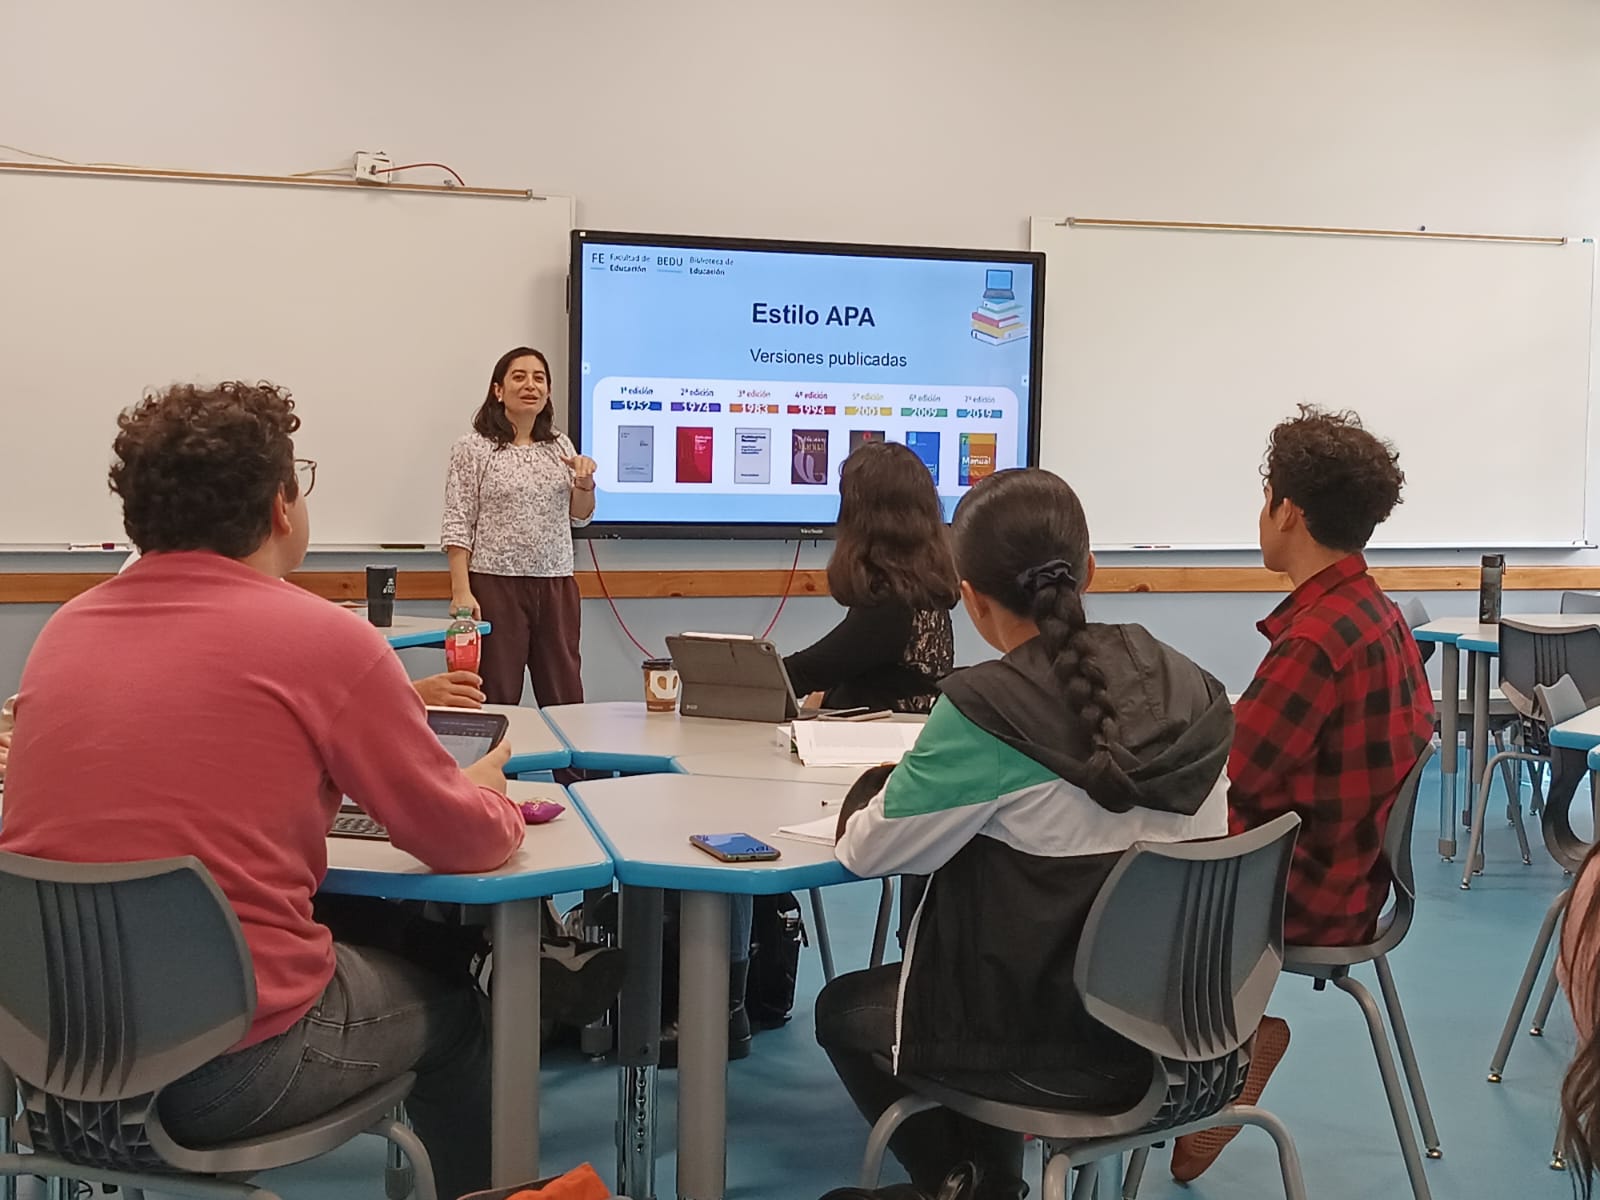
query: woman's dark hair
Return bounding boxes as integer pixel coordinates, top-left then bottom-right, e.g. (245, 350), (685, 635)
(109, 380), (301, 559)
(1562, 842), (1600, 1197)
(827, 441), (958, 611)
(951, 468), (1140, 811)
(1262, 405), (1405, 552)
(472, 346), (557, 446)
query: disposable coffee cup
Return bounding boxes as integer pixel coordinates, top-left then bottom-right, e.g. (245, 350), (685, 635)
(366, 565), (396, 627)
(643, 658), (680, 713)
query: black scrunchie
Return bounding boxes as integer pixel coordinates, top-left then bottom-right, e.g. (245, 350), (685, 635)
(1016, 558), (1077, 596)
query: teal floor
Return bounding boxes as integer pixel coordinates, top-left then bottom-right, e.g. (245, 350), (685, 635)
(21, 759), (1593, 1198)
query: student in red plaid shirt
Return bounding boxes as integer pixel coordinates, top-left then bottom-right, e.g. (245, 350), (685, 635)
(1173, 406), (1434, 1181)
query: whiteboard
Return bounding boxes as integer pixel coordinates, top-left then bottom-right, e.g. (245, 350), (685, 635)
(1029, 218), (1596, 548)
(0, 168), (574, 546)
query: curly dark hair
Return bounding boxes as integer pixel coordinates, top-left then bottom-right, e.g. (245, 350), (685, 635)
(1262, 405), (1405, 552)
(827, 440), (958, 611)
(473, 346), (557, 446)
(109, 380), (301, 558)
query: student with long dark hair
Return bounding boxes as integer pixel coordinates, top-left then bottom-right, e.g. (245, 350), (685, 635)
(815, 468), (1234, 1200)
(441, 347), (598, 706)
(785, 441), (958, 713)
(1560, 844), (1600, 1194)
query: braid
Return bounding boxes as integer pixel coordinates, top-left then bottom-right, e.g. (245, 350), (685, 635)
(1029, 581), (1142, 812)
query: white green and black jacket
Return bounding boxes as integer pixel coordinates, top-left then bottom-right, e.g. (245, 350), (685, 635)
(835, 625), (1234, 1076)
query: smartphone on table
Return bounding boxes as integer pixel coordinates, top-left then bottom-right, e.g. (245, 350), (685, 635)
(689, 832), (781, 862)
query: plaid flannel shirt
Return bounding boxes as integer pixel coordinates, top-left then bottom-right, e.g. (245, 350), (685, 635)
(1228, 554), (1434, 946)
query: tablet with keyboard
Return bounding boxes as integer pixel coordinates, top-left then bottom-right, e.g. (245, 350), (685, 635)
(330, 707), (512, 840)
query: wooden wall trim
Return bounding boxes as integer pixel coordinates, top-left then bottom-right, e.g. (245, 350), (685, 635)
(6, 565), (1600, 605)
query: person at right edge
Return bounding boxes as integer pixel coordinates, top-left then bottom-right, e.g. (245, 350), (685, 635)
(1170, 406), (1434, 1181)
(814, 468), (1235, 1200)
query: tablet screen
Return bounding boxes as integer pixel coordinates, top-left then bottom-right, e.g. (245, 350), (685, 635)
(425, 710), (509, 768)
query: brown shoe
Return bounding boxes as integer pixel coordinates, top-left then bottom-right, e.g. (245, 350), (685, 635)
(1170, 1015), (1292, 1183)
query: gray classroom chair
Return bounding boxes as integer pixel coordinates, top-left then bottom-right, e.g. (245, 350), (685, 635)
(0, 851), (434, 1200)
(1562, 592), (1600, 615)
(856, 814), (1307, 1200)
(1274, 745), (1440, 1200)
(1462, 622), (1600, 888)
(1488, 675), (1596, 1089)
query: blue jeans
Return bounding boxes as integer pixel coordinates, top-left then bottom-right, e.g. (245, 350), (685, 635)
(158, 942), (491, 1199)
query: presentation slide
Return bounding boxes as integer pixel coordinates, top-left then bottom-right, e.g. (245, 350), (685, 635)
(570, 232), (1043, 533)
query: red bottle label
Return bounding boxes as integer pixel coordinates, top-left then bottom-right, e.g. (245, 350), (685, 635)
(446, 630), (480, 673)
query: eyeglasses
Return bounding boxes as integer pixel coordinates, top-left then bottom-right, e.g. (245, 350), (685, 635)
(294, 458), (318, 497)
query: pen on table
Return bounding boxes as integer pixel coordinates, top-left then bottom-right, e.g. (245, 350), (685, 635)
(67, 542), (123, 551)
(1129, 544), (1172, 550)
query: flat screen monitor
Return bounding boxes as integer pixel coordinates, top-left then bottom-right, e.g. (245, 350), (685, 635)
(569, 230), (1045, 538)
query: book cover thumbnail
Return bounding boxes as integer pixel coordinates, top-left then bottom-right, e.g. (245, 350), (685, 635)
(905, 431), (941, 485)
(959, 432), (997, 486)
(791, 429), (829, 485)
(676, 426), (715, 484)
(617, 424), (655, 483)
(734, 427), (771, 484)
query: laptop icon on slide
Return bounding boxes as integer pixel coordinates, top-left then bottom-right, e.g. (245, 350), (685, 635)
(983, 269), (1014, 302)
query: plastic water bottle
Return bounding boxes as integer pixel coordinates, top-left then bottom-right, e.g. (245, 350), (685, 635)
(445, 608), (482, 673)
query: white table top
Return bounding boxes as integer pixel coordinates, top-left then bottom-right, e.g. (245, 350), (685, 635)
(1551, 706), (1600, 751)
(476, 703), (569, 772)
(672, 749), (870, 787)
(572, 773), (854, 893)
(322, 781), (611, 902)
(543, 701), (779, 768)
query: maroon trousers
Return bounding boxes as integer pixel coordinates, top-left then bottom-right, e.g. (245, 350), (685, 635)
(470, 572), (584, 708)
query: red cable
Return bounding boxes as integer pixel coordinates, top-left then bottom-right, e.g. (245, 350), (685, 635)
(385, 161), (467, 188)
(761, 541), (804, 639)
(588, 541), (656, 658)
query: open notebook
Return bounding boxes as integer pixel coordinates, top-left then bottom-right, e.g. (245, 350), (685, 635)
(791, 720), (923, 767)
(772, 813), (841, 847)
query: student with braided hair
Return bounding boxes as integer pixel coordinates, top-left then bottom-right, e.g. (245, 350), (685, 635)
(814, 468), (1235, 1200)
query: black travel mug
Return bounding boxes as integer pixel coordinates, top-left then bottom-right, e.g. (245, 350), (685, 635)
(366, 565), (397, 627)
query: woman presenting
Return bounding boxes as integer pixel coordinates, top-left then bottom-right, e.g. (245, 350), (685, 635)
(441, 346), (597, 706)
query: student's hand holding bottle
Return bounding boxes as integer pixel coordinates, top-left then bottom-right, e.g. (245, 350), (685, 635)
(413, 671), (486, 709)
(463, 738), (512, 795)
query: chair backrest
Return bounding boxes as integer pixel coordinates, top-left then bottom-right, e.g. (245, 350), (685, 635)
(1562, 592), (1600, 615)
(1367, 743), (1435, 957)
(1073, 814), (1299, 1065)
(0, 852), (254, 1167)
(1497, 621), (1600, 719)
(1535, 677), (1597, 874)
(1396, 596), (1436, 665)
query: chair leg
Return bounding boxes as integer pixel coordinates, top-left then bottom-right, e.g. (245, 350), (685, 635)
(1531, 965), (1564, 1036)
(869, 878), (895, 969)
(1461, 756), (1498, 887)
(1489, 888), (1570, 1081)
(1037, 1149), (1072, 1200)
(1531, 761), (1547, 816)
(808, 889), (837, 984)
(1068, 1160), (1098, 1200)
(1553, 1112), (1569, 1171)
(1374, 956), (1441, 1157)
(1230, 1106), (1312, 1200)
(1494, 729), (1518, 825)
(858, 1094), (939, 1188)
(1120, 1146), (1149, 1200)
(1333, 975), (1434, 1200)
(386, 1105), (414, 1200)
(370, 1114), (436, 1200)
(1508, 791), (1533, 865)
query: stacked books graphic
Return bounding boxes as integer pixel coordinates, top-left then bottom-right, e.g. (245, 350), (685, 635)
(971, 269), (1028, 345)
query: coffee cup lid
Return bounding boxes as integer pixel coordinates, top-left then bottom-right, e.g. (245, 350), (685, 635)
(643, 657), (673, 670)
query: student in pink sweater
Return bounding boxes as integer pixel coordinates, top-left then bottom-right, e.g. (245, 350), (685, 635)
(0, 380), (525, 1199)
